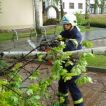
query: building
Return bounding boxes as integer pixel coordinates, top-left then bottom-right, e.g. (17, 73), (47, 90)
(0, 0), (34, 30)
(0, 0), (106, 30)
(62, 0), (86, 14)
(45, 0), (106, 19)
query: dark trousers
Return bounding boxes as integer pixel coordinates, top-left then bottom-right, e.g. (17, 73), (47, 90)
(58, 64), (84, 106)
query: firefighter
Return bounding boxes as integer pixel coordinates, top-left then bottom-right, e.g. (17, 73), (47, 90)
(58, 14), (84, 106)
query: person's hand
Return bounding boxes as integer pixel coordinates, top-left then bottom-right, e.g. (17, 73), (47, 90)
(56, 35), (63, 41)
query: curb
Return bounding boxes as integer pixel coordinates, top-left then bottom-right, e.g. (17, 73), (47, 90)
(87, 66), (106, 73)
(1, 66), (106, 76)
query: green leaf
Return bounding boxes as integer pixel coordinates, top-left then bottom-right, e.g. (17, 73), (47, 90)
(52, 101), (60, 106)
(28, 84), (39, 93)
(12, 63), (22, 71)
(65, 60), (74, 67)
(9, 96), (19, 105)
(64, 76), (72, 82)
(82, 53), (94, 59)
(82, 41), (93, 48)
(71, 67), (82, 75)
(0, 60), (8, 70)
(26, 89), (33, 95)
(75, 76), (93, 86)
(37, 53), (44, 62)
(59, 96), (65, 103)
(60, 69), (67, 76)
(0, 80), (8, 86)
(34, 95), (40, 100)
(29, 70), (40, 80)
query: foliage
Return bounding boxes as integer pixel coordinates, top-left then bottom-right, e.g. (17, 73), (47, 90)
(75, 12), (88, 26)
(82, 40), (93, 48)
(87, 54), (106, 68)
(0, 26), (90, 42)
(0, 40), (93, 106)
(0, 31), (36, 41)
(43, 18), (59, 25)
(90, 15), (106, 28)
(0, 60), (9, 75)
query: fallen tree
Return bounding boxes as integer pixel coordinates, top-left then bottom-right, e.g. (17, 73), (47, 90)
(1, 46), (106, 57)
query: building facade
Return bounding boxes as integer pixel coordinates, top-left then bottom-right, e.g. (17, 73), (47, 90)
(0, 0), (34, 29)
(62, 0), (86, 14)
(45, 0), (106, 19)
(0, 0), (105, 30)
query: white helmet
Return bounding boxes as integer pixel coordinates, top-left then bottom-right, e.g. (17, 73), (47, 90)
(62, 14), (77, 26)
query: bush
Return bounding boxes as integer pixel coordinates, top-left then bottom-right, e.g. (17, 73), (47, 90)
(43, 18), (59, 26)
(90, 15), (106, 28)
(75, 12), (87, 26)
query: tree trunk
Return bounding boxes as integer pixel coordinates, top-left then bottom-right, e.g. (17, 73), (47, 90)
(85, 0), (90, 28)
(2, 47), (106, 57)
(60, 0), (64, 19)
(100, 0), (105, 14)
(94, 0), (98, 14)
(34, 0), (43, 33)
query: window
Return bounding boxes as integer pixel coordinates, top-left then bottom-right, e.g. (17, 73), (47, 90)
(78, 3), (83, 9)
(63, 2), (65, 9)
(69, 3), (74, 9)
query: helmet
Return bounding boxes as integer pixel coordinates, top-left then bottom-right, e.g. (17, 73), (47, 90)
(62, 14), (77, 26)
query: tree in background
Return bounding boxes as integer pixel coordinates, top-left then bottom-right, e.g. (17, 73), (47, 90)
(94, 0), (99, 14)
(94, 0), (106, 14)
(34, 0), (43, 34)
(50, 0), (64, 19)
(100, 0), (106, 14)
(85, 0), (90, 28)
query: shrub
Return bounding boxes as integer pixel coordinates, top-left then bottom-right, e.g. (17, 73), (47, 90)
(75, 12), (87, 26)
(90, 15), (106, 28)
(43, 18), (59, 25)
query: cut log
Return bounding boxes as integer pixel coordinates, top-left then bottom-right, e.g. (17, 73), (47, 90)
(1, 47), (106, 57)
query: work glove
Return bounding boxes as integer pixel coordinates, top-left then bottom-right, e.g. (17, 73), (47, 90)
(56, 35), (64, 41)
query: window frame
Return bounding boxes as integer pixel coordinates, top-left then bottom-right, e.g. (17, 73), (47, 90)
(69, 3), (74, 9)
(78, 3), (83, 9)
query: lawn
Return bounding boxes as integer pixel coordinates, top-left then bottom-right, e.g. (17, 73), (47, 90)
(0, 31), (36, 42)
(0, 26), (88, 41)
(0, 32), (12, 41)
(87, 55), (106, 68)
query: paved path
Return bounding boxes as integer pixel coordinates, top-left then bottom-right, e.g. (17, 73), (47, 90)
(82, 27), (106, 40)
(0, 27), (106, 51)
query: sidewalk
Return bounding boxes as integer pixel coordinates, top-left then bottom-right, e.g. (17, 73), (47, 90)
(0, 27), (106, 52)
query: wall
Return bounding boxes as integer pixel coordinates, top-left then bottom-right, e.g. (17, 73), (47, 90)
(62, 0), (86, 14)
(0, 0), (34, 29)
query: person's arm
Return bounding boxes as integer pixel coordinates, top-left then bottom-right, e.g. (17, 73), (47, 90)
(56, 31), (65, 41)
(69, 29), (82, 48)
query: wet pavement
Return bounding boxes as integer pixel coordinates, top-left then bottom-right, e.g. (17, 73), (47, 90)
(25, 64), (106, 106)
(0, 27), (106, 52)
(7, 62), (106, 106)
(82, 27), (106, 40)
(81, 27), (106, 47)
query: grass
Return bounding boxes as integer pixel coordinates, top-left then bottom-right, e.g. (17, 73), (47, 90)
(0, 26), (88, 41)
(0, 32), (13, 42)
(0, 14), (106, 41)
(0, 31), (36, 42)
(42, 25), (89, 35)
(87, 55), (106, 68)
